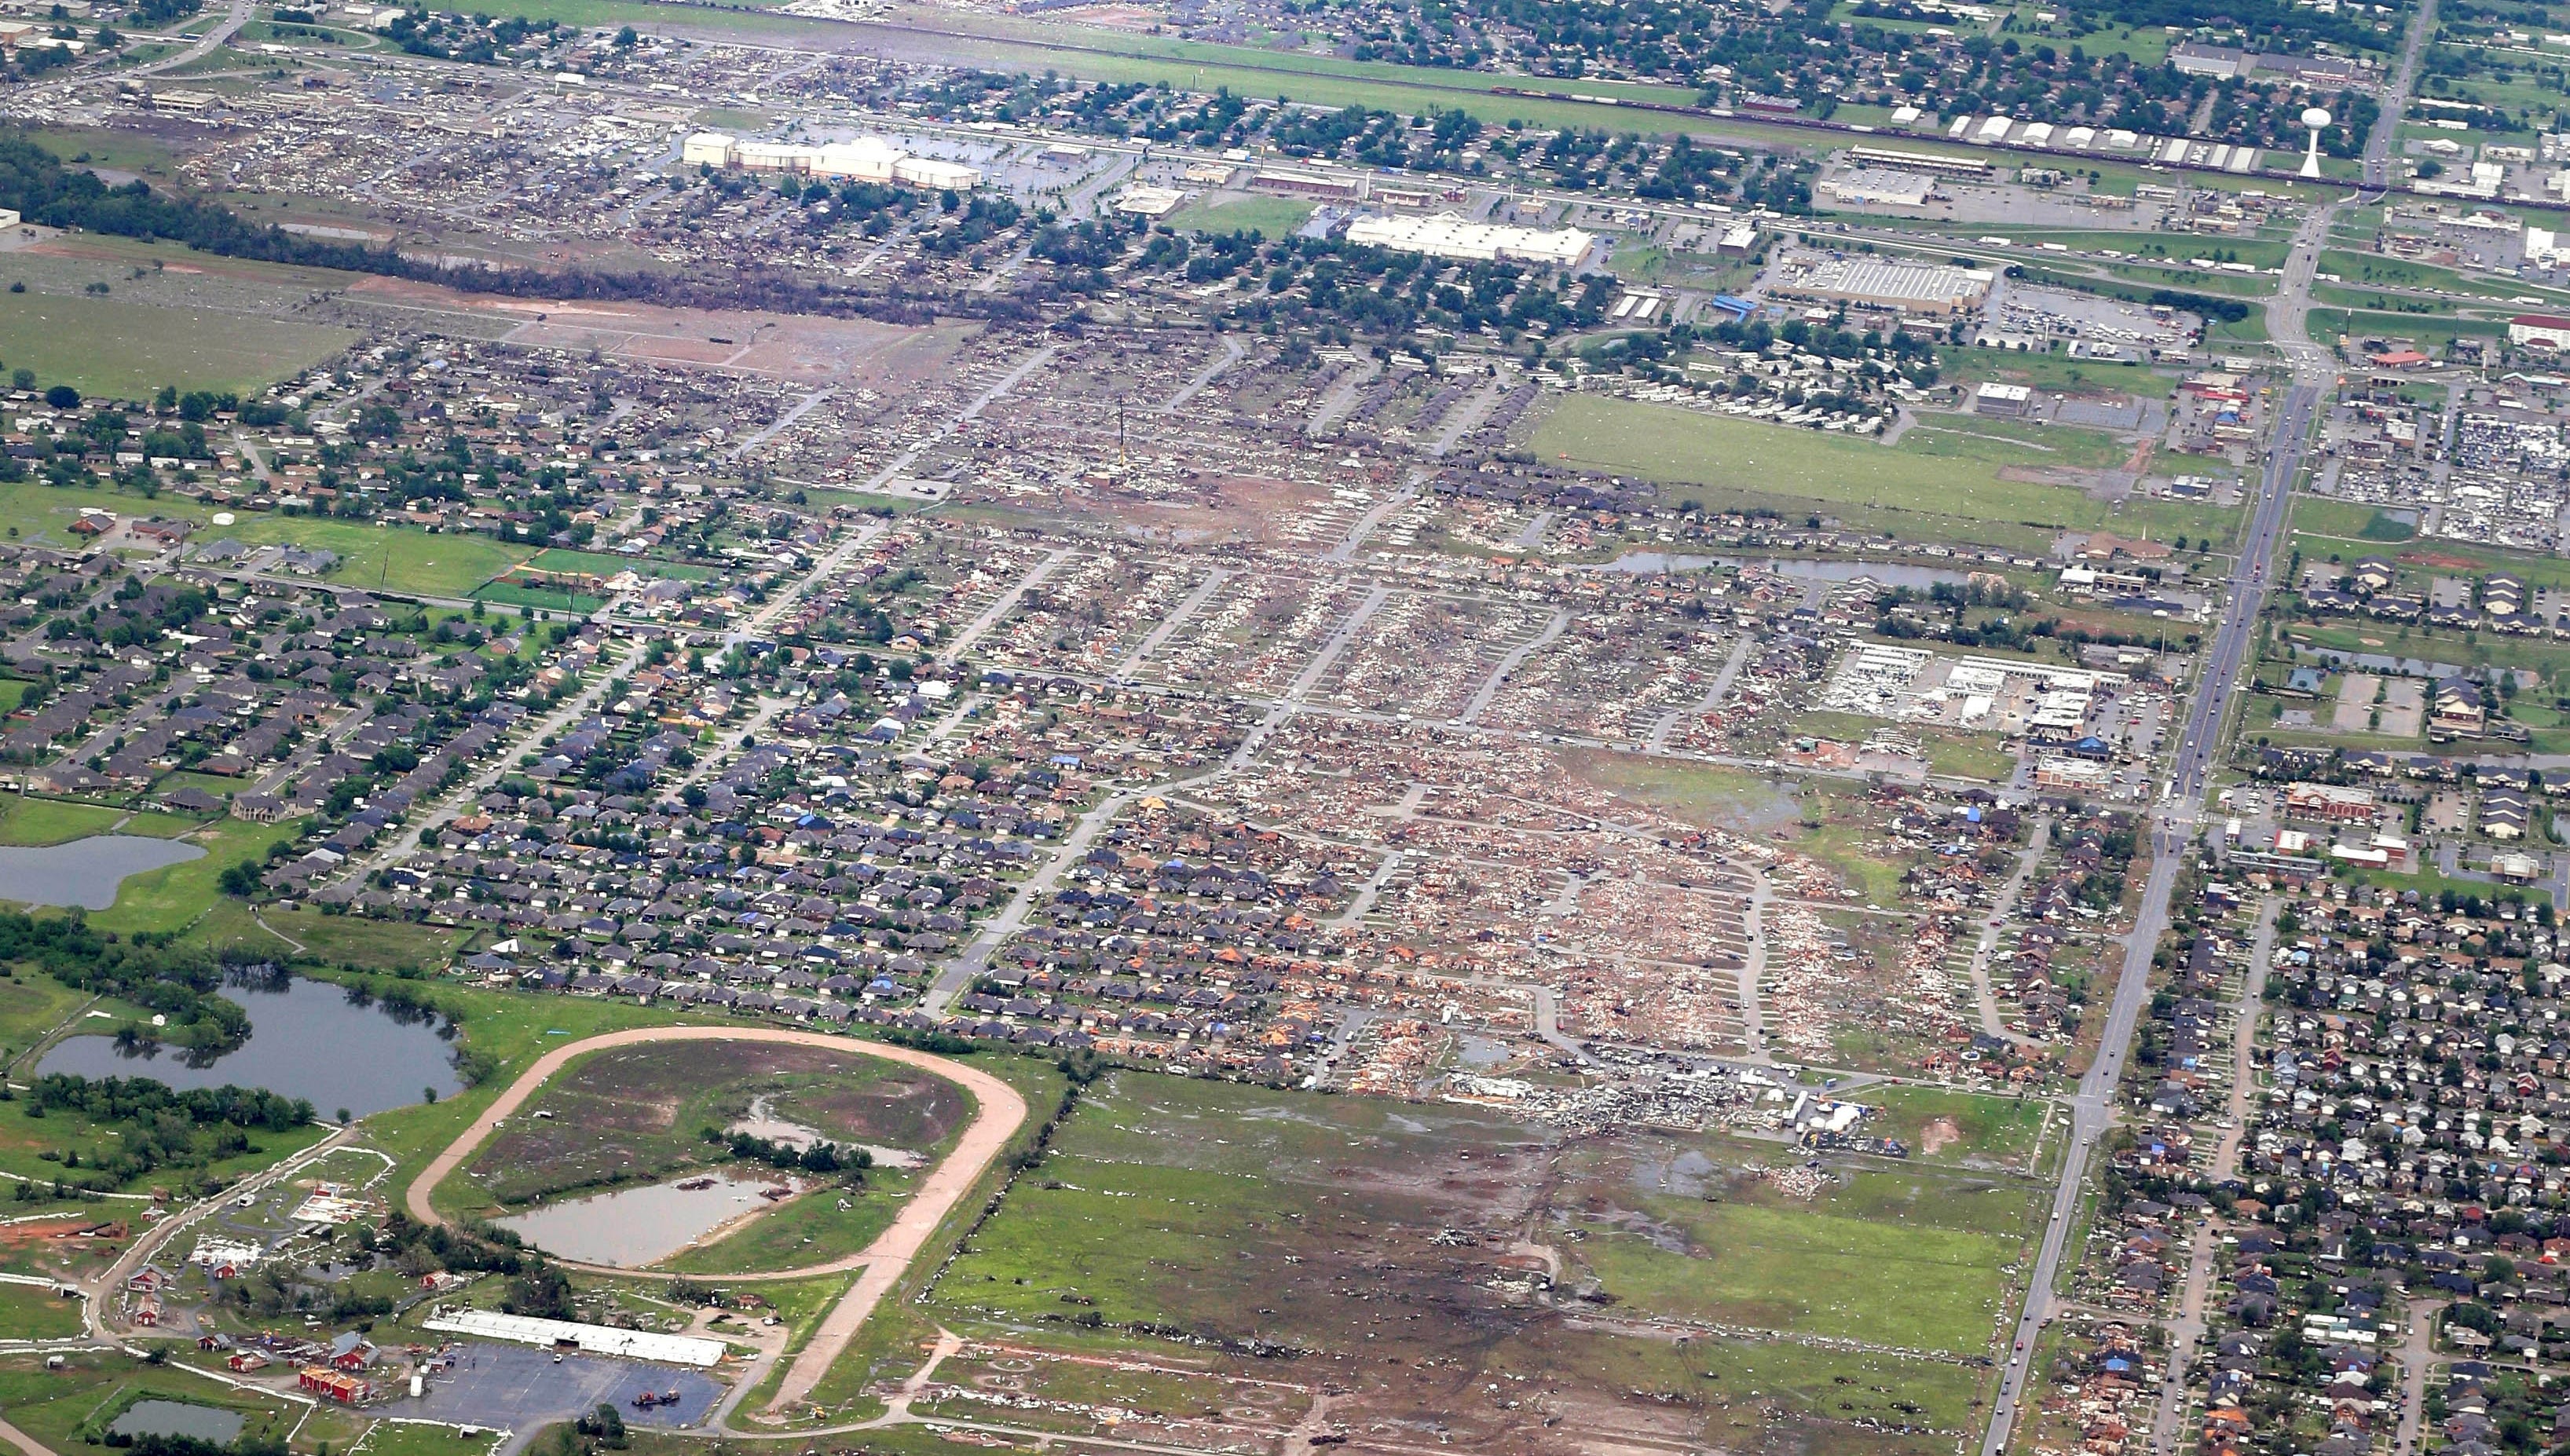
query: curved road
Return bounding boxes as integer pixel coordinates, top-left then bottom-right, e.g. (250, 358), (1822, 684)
(402, 1026), (1027, 1418)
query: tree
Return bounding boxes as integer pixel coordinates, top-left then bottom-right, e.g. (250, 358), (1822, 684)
(43, 385), (77, 409)
(216, 861), (259, 898)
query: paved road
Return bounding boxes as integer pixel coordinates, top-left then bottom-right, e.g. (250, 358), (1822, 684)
(132, 0), (253, 74)
(1985, 7), (2434, 1445)
(2393, 1299), (2446, 1456)
(1965, 815), (2050, 1047)
(1978, 825), (2183, 1456)
(0, 1415), (58, 1456)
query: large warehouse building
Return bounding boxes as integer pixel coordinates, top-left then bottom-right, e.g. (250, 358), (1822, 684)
(1342, 212), (1593, 267)
(679, 132), (980, 191)
(1770, 254), (1994, 316)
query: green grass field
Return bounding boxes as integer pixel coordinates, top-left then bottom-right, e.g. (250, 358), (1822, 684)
(523, 547), (709, 581)
(1172, 195), (1316, 237)
(1946, 349), (2180, 401)
(94, 816), (302, 938)
(2306, 307), (2506, 349)
(0, 1354), (299, 1453)
(358, 1421), (503, 1456)
(0, 972), (93, 1073)
(0, 798), (196, 847)
(470, 580), (606, 614)
(1864, 1085), (2051, 1171)
(0, 1281), (88, 1339)
(225, 518), (530, 598)
(664, 1168), (916, 1274)
(1532, 393), (2229, 554)
(2292, 496), (2417, 543)
(1165, 196), (1315, 238)
(1573, 1194), (2017, 1352)
(0, 291), (356, 404)
(7, 126), (181, 177)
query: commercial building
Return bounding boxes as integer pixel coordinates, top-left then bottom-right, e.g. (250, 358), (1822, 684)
(1973, 382), (2033, 417)
(423, 1308), (727, 1366)
(1771, 254), (1993, 317)
(1114, 186), (1187, 218)
(2510, 313), (2570, 349)
(1843, 145), (1991, 179)
(1823, 169), (1935, 207)
(2282, 782), (2378, 824)
(678, 133), (980, 190)
(1248, 169), (1366, 203)
(1342, 212), (1593, 268)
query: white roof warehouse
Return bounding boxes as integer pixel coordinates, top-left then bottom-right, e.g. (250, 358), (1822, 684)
(423, 1309), (727, 1366)
(1342, 212), (1593, 268)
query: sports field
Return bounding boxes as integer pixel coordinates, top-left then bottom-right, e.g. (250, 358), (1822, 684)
(0, 291), (356, 402)
(1166, 196), (1314, 238)
(1532, 393), (2234, 554)
(225, 518), (530, 598)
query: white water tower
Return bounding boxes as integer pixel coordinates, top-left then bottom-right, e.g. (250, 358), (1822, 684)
(2300, 107), (2333, 179)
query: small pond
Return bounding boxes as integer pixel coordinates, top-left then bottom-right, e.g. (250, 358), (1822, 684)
(110, 1402), (244, 1445)
(0, 835), (202, 909)
(494, 1170), (799, 1268)
(37, 972), (462, 1116)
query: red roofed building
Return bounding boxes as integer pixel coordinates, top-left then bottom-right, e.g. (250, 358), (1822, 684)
(299, 1368), (370, 1404)
(2511, 314), (2570, 349)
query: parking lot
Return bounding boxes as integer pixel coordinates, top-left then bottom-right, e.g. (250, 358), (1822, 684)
(408, 1342), (726, 1442)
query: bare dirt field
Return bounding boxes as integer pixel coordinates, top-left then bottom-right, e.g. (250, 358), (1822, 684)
(341, 276), (979, 385)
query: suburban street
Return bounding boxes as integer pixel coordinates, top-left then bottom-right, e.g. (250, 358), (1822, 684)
(1981, 5), (2433, 1445)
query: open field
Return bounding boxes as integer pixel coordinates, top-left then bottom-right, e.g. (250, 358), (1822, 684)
(1563, 1178), (2023, 1352)
(0, 797), (196, 847)
(522, 547), (710, 581)
(225, 518), (531, 599)
(919, 1070), (2015, 1456)
(0, 971), (95, 1071)
(2305, 307), (2507, 350)
(5, 126), (181, 177)
(1945, 349), (2180, 401)
(1865, 1085), (2052, 1170)
(0, 1353), (300, 1454)
(0, 291), (357, 401)
(0, 1279), (87, 1338)
(1165, 196), (1316, 238)
(2291, 496), (2417, 543)
(358, 1421), (507, 1456)
(1531, 393), (2230, 554)
(94, 816), (305, 937)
